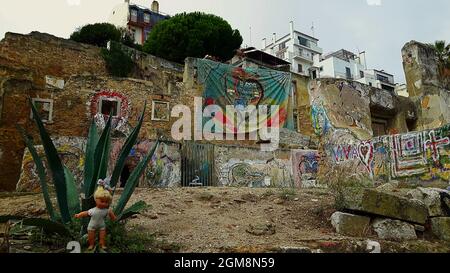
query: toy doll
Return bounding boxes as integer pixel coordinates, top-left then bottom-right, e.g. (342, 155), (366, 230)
(75, 179), (117, 251)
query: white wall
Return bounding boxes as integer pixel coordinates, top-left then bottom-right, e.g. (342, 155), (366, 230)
(108, 2), (130, 28)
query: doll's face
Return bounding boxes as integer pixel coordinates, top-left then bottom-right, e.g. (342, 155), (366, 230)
(95, 197), (111, 209)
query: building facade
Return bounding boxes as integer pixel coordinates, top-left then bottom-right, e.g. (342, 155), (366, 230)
(261, 22), (323, 77)
(108, 0), (169, 45)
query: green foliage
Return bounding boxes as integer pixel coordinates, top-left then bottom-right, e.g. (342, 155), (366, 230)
(83, 120), (99, 198)
(0, 216), (70, 237)
(431, 40), (450, 71)
(143, 12), (243, 63)
(101, 42), (134, 77)
(17, 126), (57, 222)
(114, 141), (160, 216)
(118, 201), (150, 221)
(110, 102), (147, 190)
(70, 23), (121, 48)
(29, 100), (71, 224)
(278, 188), (297, 201)
(17, 99), (154, 242)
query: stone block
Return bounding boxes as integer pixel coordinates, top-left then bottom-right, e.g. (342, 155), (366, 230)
(372, 218), (417, 241)
(330, 212), (371, 237)
(431, 217), (450, 242)
(342, 188), (428, 224)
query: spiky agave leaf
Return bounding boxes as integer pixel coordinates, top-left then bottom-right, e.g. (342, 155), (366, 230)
(118, 201), (149, 221)
(88, 115), (113, 198)
(114, 141), (159, 216)
(29, 99), (71, 224)
(64, 167), (81, 217)
(0, 215), (70, 237)
(17, 126), (57, 222)
(110, 102), (147, 190)
(83, 119), (99, 198)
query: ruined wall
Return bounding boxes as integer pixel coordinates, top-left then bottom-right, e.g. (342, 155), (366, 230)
(326, 124), (450, 185)
(292, 73), (316, 137)
(402, 41), (450, 130)
(17, 137), (181, 192)
(308, 78), (421, 184)
(215, 145), (294, 188)
(0, 32), (110, 191)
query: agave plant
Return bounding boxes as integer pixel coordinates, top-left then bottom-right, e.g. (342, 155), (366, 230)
(1, 99), (158, 237)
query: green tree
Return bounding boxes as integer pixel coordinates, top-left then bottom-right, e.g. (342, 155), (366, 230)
(432, 40), (450, 69)
(143, 12), (243, 63)
(70, 23), (122, 48)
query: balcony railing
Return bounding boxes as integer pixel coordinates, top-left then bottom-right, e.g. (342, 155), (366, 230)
(289, 51), (313, 62)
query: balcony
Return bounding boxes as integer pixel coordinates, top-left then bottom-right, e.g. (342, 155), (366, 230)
(289, 51), (313, 63)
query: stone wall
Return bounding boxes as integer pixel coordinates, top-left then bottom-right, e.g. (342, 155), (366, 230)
(402, 41), (450, 130)
(308, 78), (419, 185)
(16, 137), (181, 192)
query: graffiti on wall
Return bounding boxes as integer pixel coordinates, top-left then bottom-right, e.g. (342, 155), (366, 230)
(109, 140), (180, 188)
(17, 137), (86, 192)
(90, 90), (130, 134)
(291, 150), (319, 187)
(328, 124), (450, 181)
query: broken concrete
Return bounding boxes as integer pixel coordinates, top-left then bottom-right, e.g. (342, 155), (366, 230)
(372, 218), (417, 241)
(430, 217), (450, 242)
(330, 212), (371, 237)
(341, 188), (428, 224)
(406, 187), (449, 217)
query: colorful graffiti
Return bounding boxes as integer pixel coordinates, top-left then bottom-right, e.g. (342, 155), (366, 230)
(90, 90), (130, 134)
(109, 140), (181, 188)
(311, 104), (331, 136)
(328, 124), (450, 181)
(17, 137), (86, 192)
(291, 150), (319, 187)
(196, 58), (294, 133)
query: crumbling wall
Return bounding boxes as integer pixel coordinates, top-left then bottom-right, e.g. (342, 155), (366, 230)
(402, 41), (450, 130)
(308, 78), (423, 185)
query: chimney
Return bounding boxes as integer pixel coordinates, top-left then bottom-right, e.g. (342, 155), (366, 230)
(290, 21), (294, 39)
(272, 33), (277, 44)
(151, 1), (159, 13)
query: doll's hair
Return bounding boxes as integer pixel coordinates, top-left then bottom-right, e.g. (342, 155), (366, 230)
(94, 186), (112, 201)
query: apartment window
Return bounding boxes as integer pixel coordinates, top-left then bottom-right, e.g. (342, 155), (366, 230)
(298, 64), (303, 73)
(377, 74), (390, 83)
(312, 70), (318, 79)
(130, 10), (138, 22)
(345, 67), (352, 79)
(279, 42), (286, 50)
(320, 66), (323, 72)
(360, 71), (364, 78)
(298, 36), (309, 47)
(144, 13), (151, 23)
(369, 82), (373, 87)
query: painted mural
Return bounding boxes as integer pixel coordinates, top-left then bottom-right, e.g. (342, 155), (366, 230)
(196, 58), (294, 134)
(17, 137), (86, 192)
(291, 150), (319, 187)
(326, 124), (450, 181)
(215, 146), (294, 188)
(109, 140), (181, 188)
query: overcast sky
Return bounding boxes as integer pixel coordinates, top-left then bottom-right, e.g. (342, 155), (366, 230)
(1, 0), (449, 83)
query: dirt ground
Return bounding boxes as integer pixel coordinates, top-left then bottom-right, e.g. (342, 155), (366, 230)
(1, 187), (449, 253)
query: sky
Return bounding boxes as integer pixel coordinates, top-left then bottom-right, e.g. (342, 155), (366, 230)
(0, 0), (449, 83)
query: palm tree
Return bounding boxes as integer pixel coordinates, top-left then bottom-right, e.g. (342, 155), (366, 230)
(431, 40), (450, 79)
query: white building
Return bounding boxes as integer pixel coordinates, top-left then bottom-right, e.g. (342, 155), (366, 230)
(315, 49), (397, 92)
(108, 0), (169, 45)
(261, 22), (323, 77)
(395, 83), (409, 97)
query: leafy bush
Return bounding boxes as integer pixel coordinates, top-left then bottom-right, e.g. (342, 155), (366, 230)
(143, 12), (243, 63)
(101, 42), (134, 77)
(70, 23), (121, 48)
